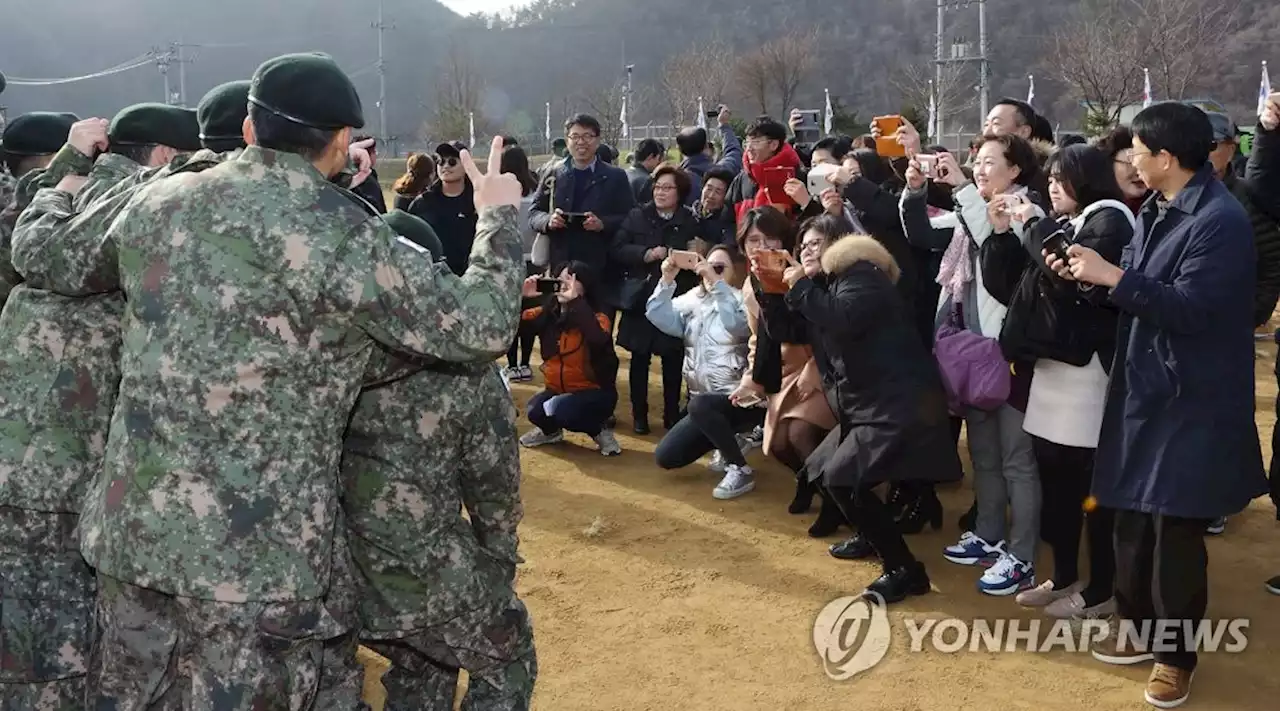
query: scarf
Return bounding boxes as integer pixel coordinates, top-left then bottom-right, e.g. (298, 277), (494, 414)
(736, 143), (803, 222)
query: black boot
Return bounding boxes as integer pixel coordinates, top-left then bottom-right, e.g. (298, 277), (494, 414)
(807, 491), (846, 538)
(864, 561), (932, 604)
(789, 476), (815, 515)
(632, 410), (650, 435)
(829, 533), (876, 560)
(896, 487), (943, 534)
(958, 500), (977, 533)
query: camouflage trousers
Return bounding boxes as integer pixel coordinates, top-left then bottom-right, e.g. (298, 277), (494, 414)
(0, 506), (95, 711)
(88, 574), (365, 711)
(362, 595), (537, 711)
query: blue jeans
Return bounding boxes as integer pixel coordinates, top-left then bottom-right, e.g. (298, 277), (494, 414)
(527, 389), (618, 438)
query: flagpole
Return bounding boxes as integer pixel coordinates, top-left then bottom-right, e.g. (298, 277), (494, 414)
(545, 101), (551, 155)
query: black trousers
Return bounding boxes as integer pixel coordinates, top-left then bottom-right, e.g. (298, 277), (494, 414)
(629, 350), (684, 424)
(1113, 509), (1210, 672)
(828, 485), (916, 570)
(1032, 437), (1115, 603)
(654, 394), (765, 469)
(1270, 382), (1280, 510)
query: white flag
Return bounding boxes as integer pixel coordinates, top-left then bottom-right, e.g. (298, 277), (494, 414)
(697, 97), (707, 130)
(1142, 68), (1153, 108)
(823, 88), (834, 134)
(1026, 75), (1035, 106)
(545, 102), (551, 142)
(927, 80), (937, 141)
(469, 111), (476, 149)
(620, 94), (629, 140)
(1259, 61), (1272, 118)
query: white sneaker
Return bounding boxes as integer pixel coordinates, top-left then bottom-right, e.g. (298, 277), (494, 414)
(503, 365), (519, 381)
(517, 364), (534, 382)
(712, 464), (755, 500)
(977, 553), (1035, 597)
(593, 429), (622, 457)
(519, 428), (564, 448)
(708, 450), (727, 473)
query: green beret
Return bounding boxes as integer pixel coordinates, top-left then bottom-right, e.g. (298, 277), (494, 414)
(109, 103), (202, 151)
(0, 112), (77, 156)
(384, 210), (442, 261)
(249, 53), (364, 130)
(0, 72), (6, 95)
(197, 80), (250, 150)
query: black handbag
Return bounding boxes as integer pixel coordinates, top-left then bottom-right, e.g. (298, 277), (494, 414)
(607, 273), (653, 311)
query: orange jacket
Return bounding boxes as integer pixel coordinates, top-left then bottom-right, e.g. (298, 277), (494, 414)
(522, 304), (614, 393)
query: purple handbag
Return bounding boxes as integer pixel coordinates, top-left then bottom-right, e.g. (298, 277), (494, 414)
(933, 302), (1011, 413)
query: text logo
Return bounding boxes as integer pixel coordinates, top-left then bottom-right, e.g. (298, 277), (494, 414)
(812, 593), (891, 680)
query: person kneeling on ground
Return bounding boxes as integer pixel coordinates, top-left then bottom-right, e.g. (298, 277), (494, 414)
(519, 262), (622, 456)
(783, 232), (962, 603)
(648, 245), (760, 499)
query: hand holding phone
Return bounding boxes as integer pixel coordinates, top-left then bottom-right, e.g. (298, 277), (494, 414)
(872, 115), (906, 158)
(733, 392), (765, 408)
(670, 249), (701, 271)
(915, 154), (938, 179)
(536, 277), (562, 295)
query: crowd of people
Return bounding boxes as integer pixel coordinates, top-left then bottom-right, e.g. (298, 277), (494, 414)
(2, 47), (1280, 711)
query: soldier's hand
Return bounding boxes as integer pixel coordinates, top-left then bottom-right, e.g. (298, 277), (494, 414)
(464, 136), (522, 210)
(1262, 92), (1280, 132)
(348, 138), (375, 187)
(68, 118), (109, 159)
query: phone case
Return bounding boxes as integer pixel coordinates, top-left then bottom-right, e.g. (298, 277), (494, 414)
(873, 116), (907, 158)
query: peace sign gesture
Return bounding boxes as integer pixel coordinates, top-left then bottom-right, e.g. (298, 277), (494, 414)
(462, 135), (523, 210)
(782, 251), (807, 288)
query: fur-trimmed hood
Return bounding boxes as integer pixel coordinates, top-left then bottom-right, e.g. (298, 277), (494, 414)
(1029, 138), (1057, 168)
(820, 235), (901, 284)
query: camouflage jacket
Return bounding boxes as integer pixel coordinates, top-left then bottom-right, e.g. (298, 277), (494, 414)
(0, 153), (225, 515)
(10, 146), (523, 603)
(343, 355), (523, 632)
(0, 145), (95, 308)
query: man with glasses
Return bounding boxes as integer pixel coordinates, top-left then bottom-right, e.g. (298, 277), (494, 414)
(529, 114), (634, 275)
(408, 140), (479, 276)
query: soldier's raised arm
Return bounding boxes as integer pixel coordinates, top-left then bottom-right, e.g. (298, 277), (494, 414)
(332, 136), (526, 362)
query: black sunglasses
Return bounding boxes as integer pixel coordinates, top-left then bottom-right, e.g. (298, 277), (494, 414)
(437, 155), (460, 168)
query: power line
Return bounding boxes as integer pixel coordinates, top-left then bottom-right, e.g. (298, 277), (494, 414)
(6, 54), (155, 86)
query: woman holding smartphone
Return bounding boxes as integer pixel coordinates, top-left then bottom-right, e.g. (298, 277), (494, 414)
(979, 144), (1134, 618)
(611, 164), (706, 434)
(782, 226), (962, 603)
(648, 246), (759, 499)
(900, 134), (1047, 597)
(734, 208), (841, 532)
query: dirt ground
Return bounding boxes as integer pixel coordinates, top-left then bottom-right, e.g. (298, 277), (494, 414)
(357, 335), (1280, 711)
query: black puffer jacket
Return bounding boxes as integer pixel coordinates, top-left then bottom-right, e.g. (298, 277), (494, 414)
(1225, 124), (1280, 328)
(980, 202), (1135, 369)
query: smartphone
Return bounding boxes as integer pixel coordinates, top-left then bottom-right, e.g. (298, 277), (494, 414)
(761, 166), (796, 204)
(536, 277), (562, 295)
(670, 249), (701, 270)
(873, 115), (907, 158)
(1041, 228), (1071, 263)
(562, 211), (588, 227)
(734, 392), (766, 408)
(759, 248), (791, 271)
(706, 108), (721, 119)
(807, 163), (839, 195)
(915, 153), (938, 179)
(794, 109), (821, 148)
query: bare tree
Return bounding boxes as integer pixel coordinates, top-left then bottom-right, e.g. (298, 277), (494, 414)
(1131, 0), (1239, 100)
(427, 41), (487, 142)
(575, 80), (627, 149)
(762, 29), (819, 115)
(891, 58), (978, 134)
(1049, 0), (1147, 129)
(735, 50), (772, 115)
(661, 41), (737, 126)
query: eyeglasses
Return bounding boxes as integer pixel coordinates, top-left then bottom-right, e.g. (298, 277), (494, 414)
(799, 240), (824, 254)
(437, 156), (460, 168)
(710, 264), (727, 274)
(745, 137), (775, 147)
(652, 183), (678, 192)
(566, 133), (599, 144)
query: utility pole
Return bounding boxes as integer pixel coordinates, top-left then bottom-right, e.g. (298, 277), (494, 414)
(155, 46), (173, 105)
(176, 39), (188, 107)
(935, 0), (945, 142)
(373, 0), (394, 155)
(934, 0), (991, 148)
(978, 0), (989, 123)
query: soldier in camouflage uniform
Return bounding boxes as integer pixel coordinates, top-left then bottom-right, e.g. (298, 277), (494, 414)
(12, 52), (525, 710)
(0, 105), (200, 711)
(0, 111), (80, 308)
(345, 210), (536, 711)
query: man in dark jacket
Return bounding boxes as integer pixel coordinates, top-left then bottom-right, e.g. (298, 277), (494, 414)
(626, 138), (665, 204)
(408, 141), (478, 276)
(1053, 102), (1267, 709)
(529, 114), (635, 274)
(694, 167), (737, 246)
(678, 105), (744, 204)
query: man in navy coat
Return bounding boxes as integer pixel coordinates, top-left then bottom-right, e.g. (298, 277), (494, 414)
(1050, 102), (1268, 710)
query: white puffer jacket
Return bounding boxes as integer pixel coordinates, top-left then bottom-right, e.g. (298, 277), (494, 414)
(645, 279), (749, 395)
